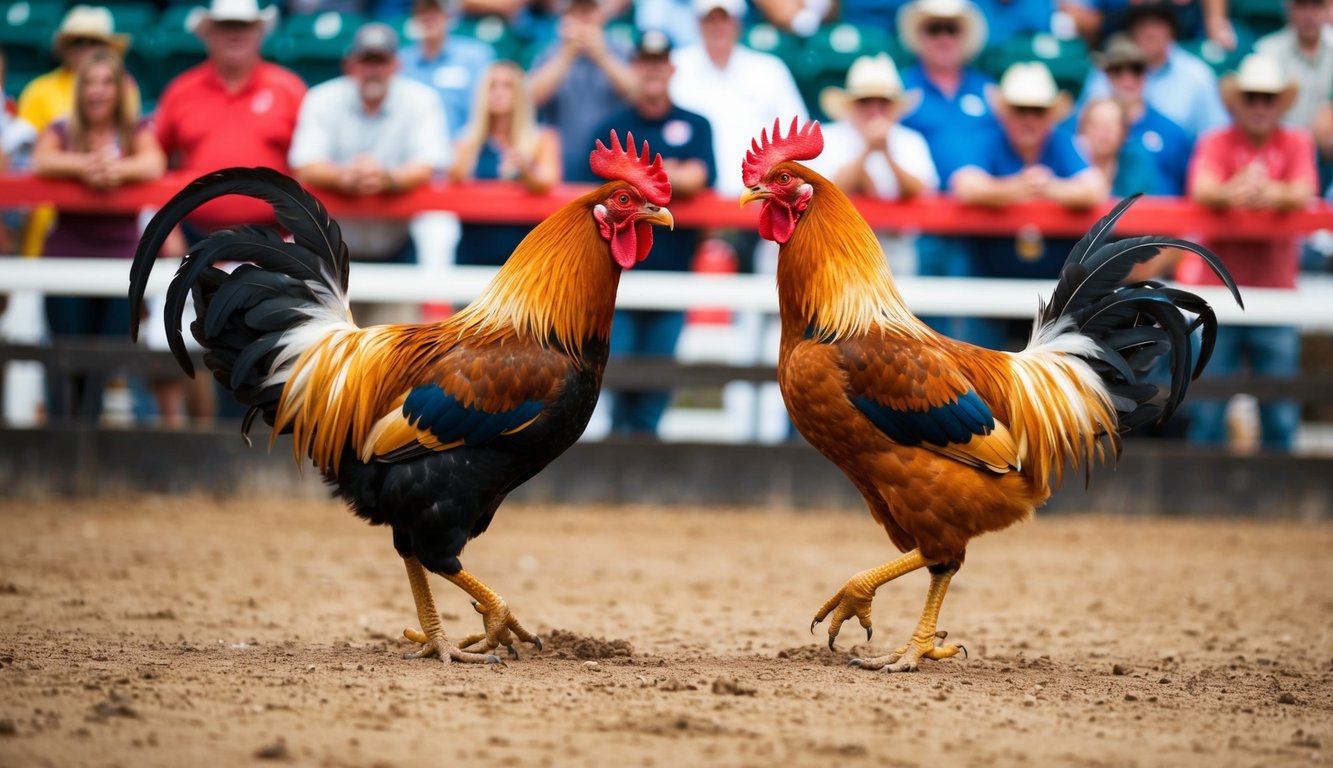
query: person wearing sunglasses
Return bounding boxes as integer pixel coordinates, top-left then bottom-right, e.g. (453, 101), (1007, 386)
(949, 61), (1109, 350)
(1183, 53), (1316, 453)
(1096, 33), (1193, 195)
(895, 0), (998, 346)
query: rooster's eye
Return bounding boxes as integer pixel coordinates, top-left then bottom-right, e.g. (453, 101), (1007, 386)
(617, 193), (630, 205)
(779, 173), (791, 184)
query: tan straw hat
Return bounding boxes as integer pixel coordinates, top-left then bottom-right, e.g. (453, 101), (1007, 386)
(990, 61), (1072, 121)
(819, 53), (922, 120)
(1220, 53), (1298, 115)
(897, 0), (988, 63)
(53, 5), (130, 56)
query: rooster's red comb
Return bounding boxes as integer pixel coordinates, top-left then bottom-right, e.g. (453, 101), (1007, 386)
(741, 117), (824, 188)
(589, 130), (671, 207)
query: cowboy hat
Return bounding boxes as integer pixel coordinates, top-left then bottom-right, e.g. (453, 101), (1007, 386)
(53, 5), (130, 56)
(1220, 53), (1299, 114)
(190, 0), (279, 34)
(989, 61), (1072, 121)
(819, 53), (922, 120)
(897, 0), (987, 63)
(1093, 33), (1147, 71)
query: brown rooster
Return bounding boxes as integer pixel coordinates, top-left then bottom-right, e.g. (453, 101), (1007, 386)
(740, 118), (1241, 672)
(128, 133), (673, 664)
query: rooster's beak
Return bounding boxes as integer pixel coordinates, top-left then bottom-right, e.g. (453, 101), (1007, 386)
(638, 204), (674, 230)
(739, 187), (770, 208)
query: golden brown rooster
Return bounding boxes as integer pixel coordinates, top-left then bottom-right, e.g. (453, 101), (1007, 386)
(739, 118), (1242, 672)
(128, 133), (673, 664)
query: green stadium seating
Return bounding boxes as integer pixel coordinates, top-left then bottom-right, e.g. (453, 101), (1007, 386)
(741, 22), (802, 63)
(103, 0), (158, 34)
(272, 11), (366, 86)
(452, 14), (521, 61)
(0, 0), (65, 87)
(1230, 0), (1285, 38)
(979, 32), (1090, 97)
(1179, 37), (1251, 77)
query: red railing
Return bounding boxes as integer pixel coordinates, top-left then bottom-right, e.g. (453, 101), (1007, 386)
(2, 173), (1333, 239)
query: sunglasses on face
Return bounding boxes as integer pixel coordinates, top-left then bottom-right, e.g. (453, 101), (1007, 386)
(854, 97), (893, 108)
(1011, 105), (1049, 118)
(1241, 91), (1277, 106)
(214, 20), (260, 31)
(922, 21), (961, 37)
(66, 37), (105, 48)
(1106, 63), (1145, 78)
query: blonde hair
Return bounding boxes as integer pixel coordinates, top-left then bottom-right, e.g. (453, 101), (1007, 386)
(68, 49), (137, 153)
(456, 60), (540, 178)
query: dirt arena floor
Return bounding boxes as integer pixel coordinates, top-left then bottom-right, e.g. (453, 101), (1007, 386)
(0, 496), (1330, 768)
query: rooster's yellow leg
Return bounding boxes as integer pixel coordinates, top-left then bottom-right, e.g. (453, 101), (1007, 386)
(445, 570), (543, 659)
(812, 549), (928, 650)
(850, 567), (965, 673)
(400, 557), (502, 664)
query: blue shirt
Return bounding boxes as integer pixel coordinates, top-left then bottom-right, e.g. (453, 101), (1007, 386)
(580, 104), (716, 272)
(535, 40), (633, 178)
(971, 0), (1056, 45)
(1079, 44), (1228, 140)
(1110, 141), (1160, 197)
(900, 66), (999, 184)
(398, 35), (496, 140)
(960, 125), (1091, 278)
(1127, 105), (1194, 196)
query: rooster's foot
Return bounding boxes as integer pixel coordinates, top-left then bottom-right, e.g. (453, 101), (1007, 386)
(810, 575), (877, 651)
(402, 627), (503, 664)
(459, 599), (543, 659)
(849, 630), (965, 673)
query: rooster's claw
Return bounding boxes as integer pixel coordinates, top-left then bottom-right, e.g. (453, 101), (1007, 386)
(506, 644), (519, 660)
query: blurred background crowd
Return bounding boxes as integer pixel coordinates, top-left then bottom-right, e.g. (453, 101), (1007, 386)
(1, 0), (1330, 451)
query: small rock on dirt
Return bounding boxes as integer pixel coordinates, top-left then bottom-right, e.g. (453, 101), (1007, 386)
(1112, 664), (1131, 676)
(1277, 692), (1298, 705)
(711, 677), (756, 697)
(255, 738), (290, 760)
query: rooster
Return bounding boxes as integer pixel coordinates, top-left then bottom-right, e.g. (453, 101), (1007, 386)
(128, 132), (673, 664)
(739, 118), (1242, 672)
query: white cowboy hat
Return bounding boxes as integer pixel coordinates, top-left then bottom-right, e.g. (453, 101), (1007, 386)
(190, 0), (279, 34)
(819, 53), (922, 120)
(1220, 53), (1299, 115)
(897, 0), (988, 63)
(53, 5), (130, 56)
(693, 0), (745, 17)
(990, 61), (1072, 120)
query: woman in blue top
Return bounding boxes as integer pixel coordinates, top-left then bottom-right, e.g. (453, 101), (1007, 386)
(1076, 97), (1160, 198)
(450, 60), (562, 267)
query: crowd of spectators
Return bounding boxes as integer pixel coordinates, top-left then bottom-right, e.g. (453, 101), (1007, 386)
(1, 0), (1331, 450)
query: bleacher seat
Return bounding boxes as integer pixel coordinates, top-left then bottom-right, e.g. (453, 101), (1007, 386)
(0, 0), (65, 92)
(979, 32), (1090, 97)
(272, 11), (366, 86)
(103, 0), (157, 34)
(741, 22), (801, 64)
(452, 14), (521, 61)
(1230, 0), (1285, 38)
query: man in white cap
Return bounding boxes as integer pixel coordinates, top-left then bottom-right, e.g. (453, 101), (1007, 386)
(154, 0), (306, 237)
(1183, 52), (1315, 452)
(290, 22), (449, 325)
(950, 61), (1109, 348)
(804, 52), (937, 276)
(669, 0), (806, 203)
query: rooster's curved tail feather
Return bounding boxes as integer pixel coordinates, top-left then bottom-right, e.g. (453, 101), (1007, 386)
(127, 167), (353, 437)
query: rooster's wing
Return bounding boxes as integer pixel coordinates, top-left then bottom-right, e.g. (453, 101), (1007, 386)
(359, 341), (568, 463)
(835, 335), (1021, 474)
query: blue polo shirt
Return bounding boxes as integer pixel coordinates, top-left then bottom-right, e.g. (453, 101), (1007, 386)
(398, 35), (495, 140)
(959, 125), (1091, 279)
(972, 0), (1057, 45)
(578, 105), (716, 272)
(900, 66), (999, 185)
(1127, 105), (1194, 196)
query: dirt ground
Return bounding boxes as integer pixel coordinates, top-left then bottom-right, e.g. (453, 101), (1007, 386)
(0, 496), (1330, 768)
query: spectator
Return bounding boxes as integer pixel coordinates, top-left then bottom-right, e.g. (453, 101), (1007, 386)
(806, 52), (938, 276)
(581, 30), (716, 435)
(290, 22), (450, 326)
(1184, 53), (1316, 452)
(529, 0), (638, 177)
(896, 0), (995, 342)
(397, 0), (496, 139)
(1094, 33), (1194, 195)
(153, 0), (306, 421)
(1078, 2), (1229, 141)
(951, 61), (1109, 348)
(155, 0), (306, 236)
(17, 5), (143, 259)
(30, 50), (166, 424)
(452, 60), (562, 267)
(1256, 0), (1333, 161)
(2, 49), (38, 259)
(1076, 97), (1158, 197)
(670, 0), (807, 201)
(1064, 0), (1235, 51)
(751, 0), (835, 37)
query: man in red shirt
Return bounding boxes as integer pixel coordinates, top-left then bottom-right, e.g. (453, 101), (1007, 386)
(1185, 52), (1316, 451)
(154, 0), (306, 233)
